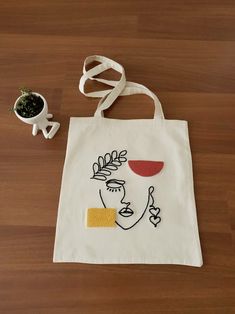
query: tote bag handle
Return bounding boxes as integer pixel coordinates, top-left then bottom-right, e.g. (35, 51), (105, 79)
(79, 55), (164, 120)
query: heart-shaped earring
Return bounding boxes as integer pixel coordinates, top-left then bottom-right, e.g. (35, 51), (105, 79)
(149, 215), (161, 228)
(149, 207), (160, 216)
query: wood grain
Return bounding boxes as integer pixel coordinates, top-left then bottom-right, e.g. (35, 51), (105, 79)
(0, 0), (235, 313)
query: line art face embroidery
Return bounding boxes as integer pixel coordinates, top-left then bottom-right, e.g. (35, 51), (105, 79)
(90, 150), (163, 230)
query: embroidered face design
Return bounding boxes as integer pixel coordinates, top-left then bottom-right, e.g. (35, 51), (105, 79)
(104, 179), (133, 218)
(90, 150), (163, 230)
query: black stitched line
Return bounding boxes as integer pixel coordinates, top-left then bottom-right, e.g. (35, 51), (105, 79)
(99, 189), (106, 208)
(99, 185), (155, 230)
(91, 150), (127, 181)
(95, 150), (162, 230)
(115, 186), (154, 230)
(99, 185), (130, 215)
(148, 197), (161, 228)
(149, 215), (161, 228)
(118, 184), (131, 217)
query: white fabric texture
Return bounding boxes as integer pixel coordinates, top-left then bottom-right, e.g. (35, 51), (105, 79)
(53, 55), (203, 267)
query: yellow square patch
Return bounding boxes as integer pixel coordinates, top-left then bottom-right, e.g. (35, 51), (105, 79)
(87, 208), (116, 227)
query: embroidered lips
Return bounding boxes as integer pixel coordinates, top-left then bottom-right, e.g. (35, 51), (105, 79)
(128, 160), (164, 177)
(119, 207), (134, 217)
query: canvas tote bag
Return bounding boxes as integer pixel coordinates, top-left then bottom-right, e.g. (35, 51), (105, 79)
(53, 55), (203, 267)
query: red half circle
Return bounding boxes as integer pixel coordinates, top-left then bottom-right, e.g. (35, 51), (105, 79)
(128, 160), (164, 177)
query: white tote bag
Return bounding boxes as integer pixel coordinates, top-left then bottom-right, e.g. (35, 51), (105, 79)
(53, 55), (203, 267)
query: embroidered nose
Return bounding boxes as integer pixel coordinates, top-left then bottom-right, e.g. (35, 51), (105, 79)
(128, 160), (164, 177)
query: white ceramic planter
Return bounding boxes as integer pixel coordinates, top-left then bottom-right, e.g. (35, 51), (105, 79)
(14, 92), (60, 139)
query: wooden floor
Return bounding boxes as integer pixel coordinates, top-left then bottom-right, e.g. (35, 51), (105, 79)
(1, 1), (235, 313)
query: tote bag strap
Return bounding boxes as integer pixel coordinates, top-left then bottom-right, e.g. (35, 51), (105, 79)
(79, 55), (164, 119)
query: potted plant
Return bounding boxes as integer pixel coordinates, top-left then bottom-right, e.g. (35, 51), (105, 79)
(13, 87), (60, 139)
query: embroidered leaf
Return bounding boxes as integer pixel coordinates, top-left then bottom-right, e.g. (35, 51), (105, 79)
(112, 160), (122, 166)
(111, 150), (118, 160)
(98, 156), (104, 168)
(91, 149), (128, 181)
(98, 169), (112, 176)
(119, 150), (127, 157)
(92, 174), (107, 181)
(92, 163), (100, 175)
(105, 165), (118, 171)
(104, 153), (111, 164)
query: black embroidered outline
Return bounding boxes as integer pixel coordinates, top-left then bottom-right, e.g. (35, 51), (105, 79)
(99, 185), (157, 230)
(92, 149), (162, 230)
(149, 215), (161, 227)
(106, 179), (126, 192)
(148, 188), (161, 227)
(91, 150), (127, 181)
(99, 179), (132, 218)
